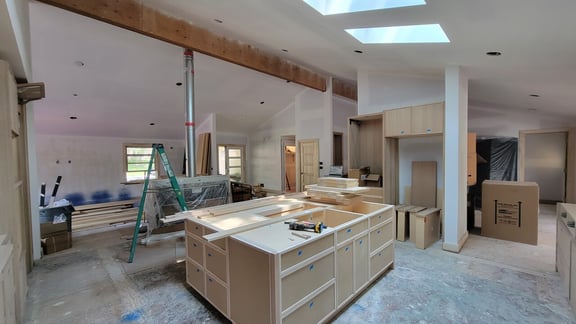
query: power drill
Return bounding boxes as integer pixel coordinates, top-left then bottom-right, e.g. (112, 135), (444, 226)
(285, 221), (324, 233)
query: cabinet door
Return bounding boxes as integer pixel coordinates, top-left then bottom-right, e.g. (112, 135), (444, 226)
(336, 243), (354, 305)
(411, 103), (444, 135)
(354, 235), (369, 290)
(385, 107), (411, 136)
(467, 153), (477, 186)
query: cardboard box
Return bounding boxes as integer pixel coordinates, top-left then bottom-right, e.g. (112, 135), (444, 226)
(42, 232), (72, 255)
(40, 222), (68, 237)
(481, 180), (539, 245)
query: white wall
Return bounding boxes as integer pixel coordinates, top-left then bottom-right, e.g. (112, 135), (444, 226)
(358, 70), (444, 114)
(398, 136), (444, 204)
(469, 104), (574, 137)
(333, 96), (357, 171)
(36, 134), (185, 205)
(249, 104), (296, 191)
(295, 87), (332, 178)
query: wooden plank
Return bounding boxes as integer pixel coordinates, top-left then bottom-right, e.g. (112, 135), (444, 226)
(332, 78), (357, 101)
(74, 199), (137, 211)
(36, 0), (327, 92)
(411, 161), (437, 208)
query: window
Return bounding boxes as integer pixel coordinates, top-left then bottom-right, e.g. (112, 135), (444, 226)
(123, 144), (158, 182)
(218, 145), (245, 182)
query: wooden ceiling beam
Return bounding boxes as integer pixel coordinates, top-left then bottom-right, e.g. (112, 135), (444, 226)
(36, 0), (327, 92)
(332, 78), (357, 101)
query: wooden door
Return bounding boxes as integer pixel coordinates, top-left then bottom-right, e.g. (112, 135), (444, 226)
(298, 139), (319, 191)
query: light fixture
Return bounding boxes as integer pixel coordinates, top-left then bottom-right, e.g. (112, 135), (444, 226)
(346, 24), (450, 44)
(74, 60), (85, 67)
(354, 49), (363, 53)
(73, 93), (78, 97)
(260, 101), (265, 105)
(214, 19), (223, 23)
(69, 116), (78, 120)
(486, 51), (502, 56)
(149, 122), (155, 126)
(281, 49), (288, 52)
(176, 82), (182, 86)
(529, 94), (540, 97)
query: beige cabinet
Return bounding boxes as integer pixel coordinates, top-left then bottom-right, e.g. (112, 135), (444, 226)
(556, 203), (576, 315)
(184, 198), (395, 323)
(384, 102), (444, 137)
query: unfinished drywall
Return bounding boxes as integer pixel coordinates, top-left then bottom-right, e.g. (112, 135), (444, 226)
(469, 104), (573, 137)
(333, 96), (357, 171)
(35, 134), (185, 205)
(357, 71), (444, 114)
(398, 136), (444, 205)
(249, 104), (296, 191)
(295, 87), (333, 178)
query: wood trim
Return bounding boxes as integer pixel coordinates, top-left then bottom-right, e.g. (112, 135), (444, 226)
(37, 0), (327, 92)
(332, 78), (357, 101)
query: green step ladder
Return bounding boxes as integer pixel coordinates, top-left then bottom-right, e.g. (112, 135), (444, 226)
(128, 143), (188, 263)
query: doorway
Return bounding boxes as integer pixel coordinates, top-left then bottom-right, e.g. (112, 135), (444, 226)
(281, 136), (296, 193)
(333, 132), (343, 166)
(298, 139), (319, 192)
(519, 129), (569, 204)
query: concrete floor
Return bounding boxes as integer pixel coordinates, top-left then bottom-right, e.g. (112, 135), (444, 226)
(25, 204), (576, 323)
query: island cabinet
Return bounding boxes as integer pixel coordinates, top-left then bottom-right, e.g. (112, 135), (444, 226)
(556, 203), (576, 315)
(384, 102), (444, 137)
(184, 197), (395, 323)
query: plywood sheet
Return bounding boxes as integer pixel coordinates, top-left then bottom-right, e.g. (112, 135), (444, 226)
(411, 161), (437, 208)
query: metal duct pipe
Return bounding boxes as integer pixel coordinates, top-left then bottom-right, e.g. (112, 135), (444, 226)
(184, 49), (196, 177)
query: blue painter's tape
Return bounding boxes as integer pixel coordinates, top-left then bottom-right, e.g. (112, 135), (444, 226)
(120, 309), (144, 322)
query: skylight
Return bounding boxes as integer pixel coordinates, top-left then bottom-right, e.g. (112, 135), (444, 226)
(302, 0), (426, 15)
(345, 24), (450, 44)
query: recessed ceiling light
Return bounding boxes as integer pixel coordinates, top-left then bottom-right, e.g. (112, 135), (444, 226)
(260, 101), (265, 105)
(302, 0), (426, 15)
(176, 82), (182, 86)
(214, 19), (223, 23)
(73, 93), (78, 97)
(354, 50), (363, 53)
(529, 94), (540, 97)
(346, 24), (450, 44)
(69, 116), (78, 120)
(74, 60), (85, 67)
(149, 122), (155, 126)
(281, 49), (288, 52)
(486, 51), (502, 56)
(527, 108), (538, 111)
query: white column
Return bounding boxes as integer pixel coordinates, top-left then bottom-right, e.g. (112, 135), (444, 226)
(443, 66), (469, 252)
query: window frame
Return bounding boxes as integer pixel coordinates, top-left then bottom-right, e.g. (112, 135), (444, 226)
(123, 143), (159, 183)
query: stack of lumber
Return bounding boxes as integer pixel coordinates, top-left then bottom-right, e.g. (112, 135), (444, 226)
(317, 177), (359, 188)
(305, 177), (368, 205)
(71, 199), (138, 231)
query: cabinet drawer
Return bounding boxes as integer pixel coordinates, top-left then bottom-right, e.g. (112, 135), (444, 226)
(337, 220), (368, 244)
(370, 208), (394, 228)
(186, 220), (203, 237)
(336, 243), (353, 305)
(370, 243), (394, 279)
(206, 274), (228, 316)
(282, 284), (335, 324)
(370, 220), (393, 253)
(281, 234), (333, 271)
(205, 245), (227, 283)
(204, 227), (227, 251)
(186, 235), (204, 265)
(186, 259), (205, 295)
(281, 253), (334, 311)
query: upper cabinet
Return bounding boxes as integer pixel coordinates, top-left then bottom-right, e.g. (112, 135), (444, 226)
(384, 102), (444, 137)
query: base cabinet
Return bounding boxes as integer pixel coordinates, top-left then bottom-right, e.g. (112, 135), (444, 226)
(556, 203), (576, 316)
(185, 200), (395, 323)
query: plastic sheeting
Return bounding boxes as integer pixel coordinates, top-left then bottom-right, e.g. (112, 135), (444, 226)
(470, 137), (518, 210)
(144, 175), (231, 230)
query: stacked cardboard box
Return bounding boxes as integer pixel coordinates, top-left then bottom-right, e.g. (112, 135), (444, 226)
(39, 205), (74, 254)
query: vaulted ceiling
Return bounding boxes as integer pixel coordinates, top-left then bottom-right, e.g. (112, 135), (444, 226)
(28, 0), (576, 139)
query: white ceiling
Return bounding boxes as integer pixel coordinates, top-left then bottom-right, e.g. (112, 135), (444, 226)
(29, 0), (576, 139)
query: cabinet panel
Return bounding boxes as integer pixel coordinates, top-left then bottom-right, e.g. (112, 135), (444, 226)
(336, 243), (353, 305)
(369, 207), (394, 228)
(204, 227), (227, 251)
(206, 274), (228, 316)
(557, 219), (571, 289)
(385, 107), (411, 137)
(186, 259), (205, 294)
(369, 220), (393, 253)
(337, 220), (368, 244)
(281, 234), (333, 271)
(411, 103), (444, 135)
(370, 243), (394, 279)
(205, 245), (227, 283)
(354, 235), (369, 290)
(186, 220), (203, 237)
(186, 235), (204, 266)
(282, 285), (335, 324)
(467, 153), (477, 186)
(281, 253), (334, 311)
